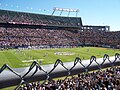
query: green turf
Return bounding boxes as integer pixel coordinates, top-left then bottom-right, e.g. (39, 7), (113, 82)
(0, 86), (16, 90)
(0, 47), (120, 68)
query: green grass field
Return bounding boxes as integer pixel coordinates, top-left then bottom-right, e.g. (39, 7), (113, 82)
(0, 47), (120, 68)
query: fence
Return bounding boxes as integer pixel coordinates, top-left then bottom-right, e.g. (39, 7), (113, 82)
(0, 53), (120, 89)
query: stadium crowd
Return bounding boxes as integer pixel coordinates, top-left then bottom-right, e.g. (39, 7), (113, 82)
(0, 9), (120, 49)
(0, 27), (80, 47)
(18, 66), (120, 90)
(0, 27), (120, 49)
(0, 9), (81, 27)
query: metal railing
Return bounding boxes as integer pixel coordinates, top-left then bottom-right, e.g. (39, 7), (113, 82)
(0, 53), (120, 89)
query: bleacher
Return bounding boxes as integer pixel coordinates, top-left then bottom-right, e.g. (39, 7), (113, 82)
(0, 9), (82, 27)
(0, 9), (120, 49)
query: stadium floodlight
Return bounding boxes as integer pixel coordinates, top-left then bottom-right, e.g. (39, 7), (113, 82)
(53, 7), (79, 12)
(52, 7), (79, 17)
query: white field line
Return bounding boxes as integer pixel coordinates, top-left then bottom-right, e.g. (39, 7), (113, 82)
(54, 52), (75, 55)
(22, 59), (44, 63)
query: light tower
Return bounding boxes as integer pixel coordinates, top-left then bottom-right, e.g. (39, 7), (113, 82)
(52, 7), (79, 17)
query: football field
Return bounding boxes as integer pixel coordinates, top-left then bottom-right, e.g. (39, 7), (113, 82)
(0, 47), (120, 68)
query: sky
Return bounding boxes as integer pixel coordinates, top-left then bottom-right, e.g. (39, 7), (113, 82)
(0, 0), (120, 31)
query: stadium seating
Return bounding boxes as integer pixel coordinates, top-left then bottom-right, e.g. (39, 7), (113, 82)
(0, 27), (120, 48)
(0, 9), (120, 49)
(0, 9), (82, 27)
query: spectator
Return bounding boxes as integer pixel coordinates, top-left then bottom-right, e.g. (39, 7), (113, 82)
(18, 66), (120, 90)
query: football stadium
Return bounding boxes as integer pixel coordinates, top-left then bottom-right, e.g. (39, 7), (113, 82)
(0, 0), (120, 90)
